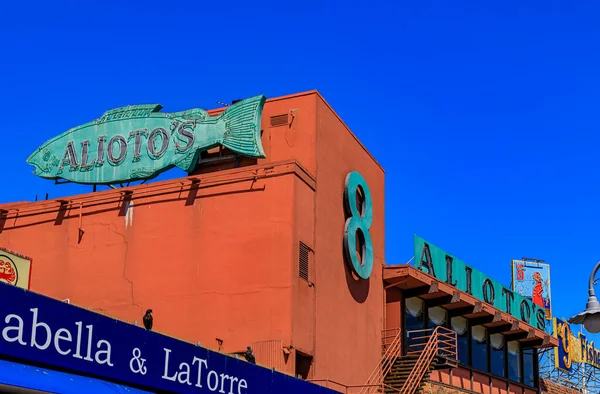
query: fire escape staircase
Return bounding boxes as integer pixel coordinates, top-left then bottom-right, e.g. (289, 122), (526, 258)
(360, 327), (458, 394)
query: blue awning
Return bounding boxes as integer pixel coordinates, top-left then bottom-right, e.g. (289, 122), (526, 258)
(0, 358), (153, 393)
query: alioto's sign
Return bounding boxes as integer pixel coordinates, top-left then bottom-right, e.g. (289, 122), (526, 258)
(27, 96), (266, 185)
(414, 236), (545, 329)
(554, 317), (600, 372)
(0, 283), (334, 393)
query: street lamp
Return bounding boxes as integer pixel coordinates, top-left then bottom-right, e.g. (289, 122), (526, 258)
(568, 261), (600, 333)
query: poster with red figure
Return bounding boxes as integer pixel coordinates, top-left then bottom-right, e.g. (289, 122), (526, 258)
(512, 260), (552, 320)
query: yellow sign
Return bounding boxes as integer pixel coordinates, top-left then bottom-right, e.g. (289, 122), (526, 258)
(554, 317), (600, 372)
(0, 247), (32, 289)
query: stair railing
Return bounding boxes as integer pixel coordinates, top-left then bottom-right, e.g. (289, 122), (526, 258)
(400, 326), (457, 394)
(358, 328), (403, 394)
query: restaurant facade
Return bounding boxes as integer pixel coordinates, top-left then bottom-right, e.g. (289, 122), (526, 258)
(0, 90), (578, 393)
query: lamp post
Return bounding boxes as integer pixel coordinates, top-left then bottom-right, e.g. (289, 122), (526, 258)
(568, 261), (600, 333)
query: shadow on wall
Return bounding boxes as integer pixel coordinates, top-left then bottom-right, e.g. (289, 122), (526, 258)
(343, 245), (370, 304)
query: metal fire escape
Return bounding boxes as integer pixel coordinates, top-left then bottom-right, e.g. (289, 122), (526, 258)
(360, 326), (458, 394)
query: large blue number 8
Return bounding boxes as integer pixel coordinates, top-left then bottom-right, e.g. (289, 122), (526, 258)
(343, 171), (374, 280)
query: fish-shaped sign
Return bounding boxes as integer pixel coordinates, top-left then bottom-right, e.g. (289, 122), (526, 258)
(27, 95), (266, 185)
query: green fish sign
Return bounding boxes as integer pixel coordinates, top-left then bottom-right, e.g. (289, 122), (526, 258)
(27, 95), (266, 185)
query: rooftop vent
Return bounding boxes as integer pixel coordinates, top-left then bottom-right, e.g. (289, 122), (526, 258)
(299, 242), (310, 281)
(270, 114), (289, 128)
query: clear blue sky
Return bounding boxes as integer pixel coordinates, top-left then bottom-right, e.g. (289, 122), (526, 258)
(2, 2), (597, 333)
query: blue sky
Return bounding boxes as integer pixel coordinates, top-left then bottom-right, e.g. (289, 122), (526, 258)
(2, 2), (598, 334)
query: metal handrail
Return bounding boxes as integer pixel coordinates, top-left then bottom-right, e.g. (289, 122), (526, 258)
(358, 328), (403, 394)
(400, 326), (458, 394)
(382, 328), (401, 351)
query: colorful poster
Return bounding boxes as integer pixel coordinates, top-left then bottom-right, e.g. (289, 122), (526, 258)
(0, 247), (32, 290)
(512, 260), (552, 320)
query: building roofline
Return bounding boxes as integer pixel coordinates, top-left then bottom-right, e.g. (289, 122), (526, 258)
(7, 90), (382, 208)
(206, 90), (321, 116)
(208, 90), (385, 173)
(313, 91), (384, 173)
(0, 160), (314, 215)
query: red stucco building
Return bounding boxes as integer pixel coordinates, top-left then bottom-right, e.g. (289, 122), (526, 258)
(0, 91), (573, 394)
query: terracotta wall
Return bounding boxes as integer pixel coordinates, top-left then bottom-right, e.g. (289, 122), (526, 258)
(0, 91), (386, 385)
(192, 91), (318, 177)
(251, 339), (287, 373)
(292, 174), (317, 357)
(311, 96), (385, 385)
(451, 367), (472, 391)
(384, 288), (402, 348)
(258, 93), (318, 175)
(431, 369), (453, 386)
(0, 165), (300, 355)
(428, 368), (538, 394)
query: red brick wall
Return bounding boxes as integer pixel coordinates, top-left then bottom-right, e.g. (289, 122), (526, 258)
(423, 378), (583, 394)
(422, 382), (478, 393)
(540, 379), (583, 394)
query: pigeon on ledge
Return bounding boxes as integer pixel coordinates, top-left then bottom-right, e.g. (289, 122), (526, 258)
(244, 346), (256, 364)
(143, 309), (153, 330)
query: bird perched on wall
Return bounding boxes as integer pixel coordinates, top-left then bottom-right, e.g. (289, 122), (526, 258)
(244, 346), (256, 364)
(143, 309), (153, 330)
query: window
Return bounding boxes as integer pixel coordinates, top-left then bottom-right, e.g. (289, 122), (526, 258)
(428, 306), (447, 328)
(405, 297), (425, 353)
(451, 316), (469, 365)
(402, 296), (538, 385)
(471, 325), (488, 372)
(405, 297), (425, 331)
(428, 307), (450, 356)
(490, 334), (505, 377)
(507, 341), (522, 382)
(523, 348), (535, 387)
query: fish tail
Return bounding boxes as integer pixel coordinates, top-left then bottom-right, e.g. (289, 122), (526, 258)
(219, 95), (266, 158)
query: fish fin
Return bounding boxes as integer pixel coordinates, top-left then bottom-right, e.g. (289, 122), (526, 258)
(98, 104), (162, 124)
(219, 95), (266, 158)
(168, 108), (209, 121)
(182, 109), (209, 121)
(129, 168), (157, 179)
